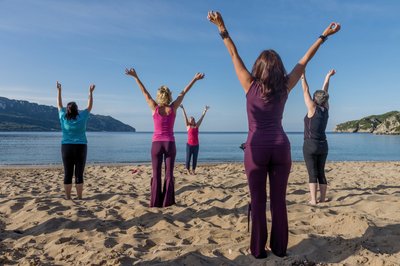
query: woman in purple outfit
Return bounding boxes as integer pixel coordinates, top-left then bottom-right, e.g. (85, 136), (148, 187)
(208, 11), (340, 258)
(125, 67), (204, 208)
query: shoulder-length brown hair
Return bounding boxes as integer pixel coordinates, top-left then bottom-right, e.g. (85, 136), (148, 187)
(251, 49), (288, 102)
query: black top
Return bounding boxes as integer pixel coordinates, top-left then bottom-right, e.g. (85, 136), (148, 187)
(304, 106), (329, 141)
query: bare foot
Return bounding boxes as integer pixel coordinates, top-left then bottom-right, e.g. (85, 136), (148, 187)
(308, 200), (317, 206)
(185, 169), (191, 175)
(192, 170), (196, 175)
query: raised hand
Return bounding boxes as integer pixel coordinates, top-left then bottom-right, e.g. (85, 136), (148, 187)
(202, 105), (210, 115)
(180, 104), (184, 109)
(125, 68), (138, 78)
(194, 73), (205, 81)
(56, 81), (62, 91)
(89, 84), (96, 93)
(327, 69), (336, 77)
(301, 69), (306, 79)
(207, 11), (225, 30)
(322, 22), (341, 37)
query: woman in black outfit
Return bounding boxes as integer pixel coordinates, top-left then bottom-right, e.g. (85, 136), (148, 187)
(301, 69), (335, 205)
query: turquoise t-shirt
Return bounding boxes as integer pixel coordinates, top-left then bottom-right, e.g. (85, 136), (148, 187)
(59, 108), (90, 144)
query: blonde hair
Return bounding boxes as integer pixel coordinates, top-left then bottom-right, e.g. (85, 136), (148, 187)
(156, 86), (172, 106)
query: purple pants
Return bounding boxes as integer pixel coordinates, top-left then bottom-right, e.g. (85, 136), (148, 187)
(244, 144), (291, 258)
(150, 141), (176, 207)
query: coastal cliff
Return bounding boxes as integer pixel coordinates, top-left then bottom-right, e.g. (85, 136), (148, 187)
(0, 97), (135, 132)
(334, 111), (400, 135)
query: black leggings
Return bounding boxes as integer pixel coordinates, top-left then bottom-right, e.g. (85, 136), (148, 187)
(61, 144), (87, 184)
(186, 144), (199, 170)
(303, 139), (328, 184)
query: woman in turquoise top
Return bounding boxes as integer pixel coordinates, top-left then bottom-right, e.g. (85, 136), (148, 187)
(57, 81), (94, 200)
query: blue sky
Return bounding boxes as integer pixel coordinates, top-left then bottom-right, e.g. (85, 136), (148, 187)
(0, 0), (399, 132)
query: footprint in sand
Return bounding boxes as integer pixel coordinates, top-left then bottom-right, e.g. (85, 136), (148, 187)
(104, 238), (118, 248)
(207, 237), (218, 244)
(10, 202), (24, 212)
(48, 206), (71, 215)
(37, 205), (51, 211)
(135, 239), (157, 252)
(76, 208), (94, 218)
(181, 238), (191, 245)
(55, 237), (72, 244)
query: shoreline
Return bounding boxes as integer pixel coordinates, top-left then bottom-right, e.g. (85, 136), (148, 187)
(1, 160), (399, 169)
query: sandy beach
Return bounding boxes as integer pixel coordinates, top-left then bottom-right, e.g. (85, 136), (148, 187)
(0, 162), (400, 265)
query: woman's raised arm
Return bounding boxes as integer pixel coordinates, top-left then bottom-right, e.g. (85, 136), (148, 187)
(287, 23), (341, 92)
(125, 67), (157, 111)
(322, 69), (336, 93)
(56, 81), (63, 111)
(208, 11), (253, 93)
(196, 105), (210, 128)
(87, 84), (95, 112)
(301, 72), (316, 117)
(180, 104), (190, 127)
(172, 72), (204, 111)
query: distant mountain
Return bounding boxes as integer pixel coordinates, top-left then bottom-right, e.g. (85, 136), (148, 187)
(334, 111), (400, 135)
(0, 97), (135, 132)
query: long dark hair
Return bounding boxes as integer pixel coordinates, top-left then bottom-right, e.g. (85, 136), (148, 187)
(66, 102), (79, 120)
(251, 49), (288, 102)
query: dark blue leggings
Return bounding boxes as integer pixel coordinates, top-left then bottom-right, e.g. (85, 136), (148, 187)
(61, 144), (87, 184)
(244, 144), (291, 258)
(186, 144), (199, 171)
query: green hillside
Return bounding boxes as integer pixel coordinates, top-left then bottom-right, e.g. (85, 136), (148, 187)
(335, 111), (400, 134)
(0, 97), (135, 132)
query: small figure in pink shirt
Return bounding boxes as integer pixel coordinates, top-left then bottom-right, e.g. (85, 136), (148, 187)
(180, 105), (210, 175)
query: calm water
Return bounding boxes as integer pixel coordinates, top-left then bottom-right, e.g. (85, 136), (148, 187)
(0, 132), (400, 165)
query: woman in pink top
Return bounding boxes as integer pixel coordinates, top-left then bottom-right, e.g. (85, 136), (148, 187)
(180, 105), (210, 175)
(125, 67), (204, 207)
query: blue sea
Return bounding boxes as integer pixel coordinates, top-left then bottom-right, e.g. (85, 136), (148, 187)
(0, 132), (400, 165)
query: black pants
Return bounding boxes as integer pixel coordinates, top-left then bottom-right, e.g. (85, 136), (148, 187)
(61, 144), (87, 184)
(303, 139), (328, 184)
(186, 144), (199, 171)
